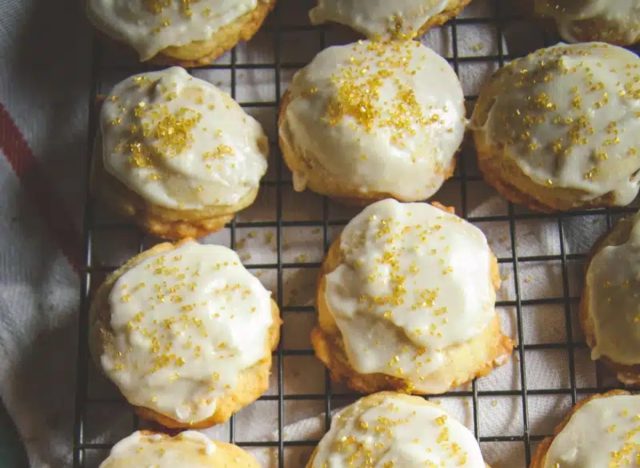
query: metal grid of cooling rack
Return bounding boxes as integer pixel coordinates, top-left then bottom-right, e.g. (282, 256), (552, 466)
(72, 1), (640, 467)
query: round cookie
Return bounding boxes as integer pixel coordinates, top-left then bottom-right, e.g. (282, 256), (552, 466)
(279, 40), (465, 205)
(90, 240), (280, 428)
(307, 392), (488, 468)
(100, 430), (259, 467)
(535, 0), (640, 46)
(312, 198), (513, 394)
(95, 67), (269, 239)
(86, 0), (275, 66)
(471, 42), (640, 212)
(531, 390), (640, 468)
(309, 0), (471, 40)
(581, 210), (640, 385)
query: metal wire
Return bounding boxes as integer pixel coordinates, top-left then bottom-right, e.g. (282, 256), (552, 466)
(72, 1), (640, 466)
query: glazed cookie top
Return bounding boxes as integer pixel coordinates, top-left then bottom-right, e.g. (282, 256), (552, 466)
(324, 199), (496, 392)
(100, 431), (225, 468)
(543, 394), (640, 467)
(100, 67), (268, 211)
(310, 0), (452, 39)
(472, 42), (640, 205)
(535, 0), (640, 44)
(98, 241), (273, 424)
(281, 40), (465, 200)
(87, 0), (259, 60)
(585, 211), (640, 365)
(309, 392), (485, 467)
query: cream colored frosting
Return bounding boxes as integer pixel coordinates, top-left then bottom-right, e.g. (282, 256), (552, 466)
(543, 394), (640, 467)
(281, 40), (465, 201)
(309, 392), (485, 467)
(324, 199), (496, 392)
(99, 241), (273, 424)
(586, 211), (640, 365)
(87, 0), (259, 60)
(472, 42), (640, 206)
(100, 431), (217, 468)
(535, 0), (640, 45)
(100, 67), (268, 211)
(310, 0), (451, 39)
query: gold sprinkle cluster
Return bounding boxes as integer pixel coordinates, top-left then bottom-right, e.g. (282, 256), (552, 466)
(203, 144), (235, 160)
(547, 405), (640, 468)
(108, 252), (250, 395)
(144, 0), (200, 17)
(110, 76), (204, 174)
(346, 211), (460, 379)
(328, 401), (470, 466)
(606, 409), (640, 467)
(495, 44), (640, 182)
(141, 0), (207, 34)
(320, 41), (446, 148)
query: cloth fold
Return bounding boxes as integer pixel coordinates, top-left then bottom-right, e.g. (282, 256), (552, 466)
(0, 0), (89, 465)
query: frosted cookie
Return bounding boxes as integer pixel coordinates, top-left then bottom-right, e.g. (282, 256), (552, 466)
(471, 42), (640, 212)
(531, 390), (640, 468)
(312, 199), (513, 394)
(309, 0), (471, 40)
(581, 211), (640, 385)
(95, 67), (269, 239)
(100, 430), (259, 467)
(279, 40), (465, 205)
(535, 0), (640, 46)
(90, 240), (280, 428)
(307, 392), (488, 468)
(86, 0), (275, 66)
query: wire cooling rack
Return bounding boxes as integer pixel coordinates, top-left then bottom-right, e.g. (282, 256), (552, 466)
(72, 1), (640, 467)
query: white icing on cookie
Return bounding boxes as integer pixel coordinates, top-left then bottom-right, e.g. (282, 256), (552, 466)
(586, 211), (640, 365)
(472, 42), (640, 206)
(87, 0), (259, 60)
(543, 394), (640, 467)
(310, 0), (451, 39)
(99, 241), (273, 424)
(535, 0), (640, 45)
(100, 431), (218, 468)
(309, 392), (485, 467)
(324, 199), (496, 392)
(100, 67), (268, 211)
(281, 40), (465, 201)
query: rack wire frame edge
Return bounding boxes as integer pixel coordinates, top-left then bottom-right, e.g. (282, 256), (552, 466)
(71, 2), (640, 466)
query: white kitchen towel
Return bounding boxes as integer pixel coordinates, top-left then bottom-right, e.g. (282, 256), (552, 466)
(0, 0), (629, 467)
(0, 0), (90, 466)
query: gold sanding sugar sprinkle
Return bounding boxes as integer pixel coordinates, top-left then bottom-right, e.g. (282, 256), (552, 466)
(502, 46), (639, 161)
(412, 288), (439, 310)
(323, 41), (430, 143)
(128, 142), (154, 168)
(436, 426), (449, 443)
(203, 144), (235, 160)
(364, 14), (414, 41)
(132, 75), (151, 88)
(434, 415), (447, 426)
(123, 105), (202, 166)
(583, 166), (598, 180)
(609, 428), (640, 467)
(152, 107), (202, 155)
(144, 0), (170, 14)
(144, 0), (200, 17)
(531, 92), (556, 111)
(326, 72), (383, 131)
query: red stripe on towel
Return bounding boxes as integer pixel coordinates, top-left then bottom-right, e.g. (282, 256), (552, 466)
(0, 102), (82, 272)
